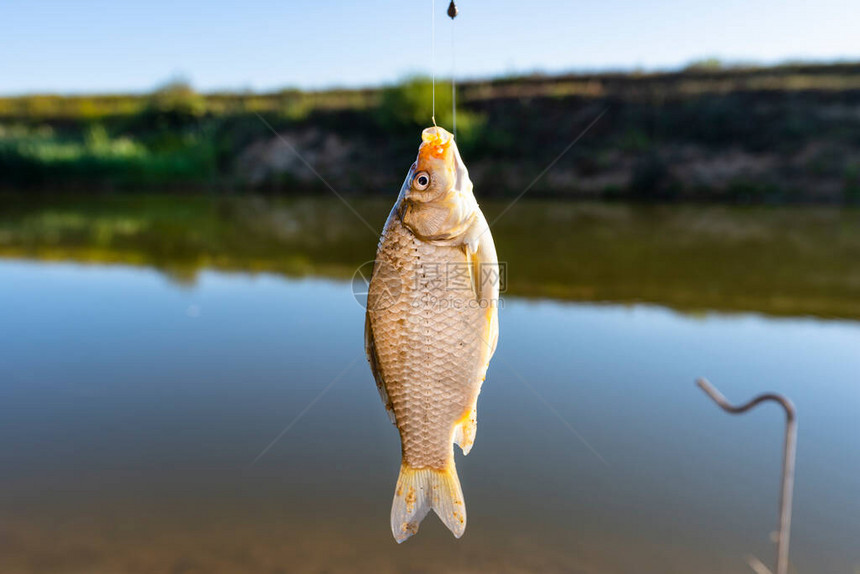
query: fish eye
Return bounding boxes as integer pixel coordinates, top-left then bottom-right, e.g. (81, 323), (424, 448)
(413, 171), (431, 191)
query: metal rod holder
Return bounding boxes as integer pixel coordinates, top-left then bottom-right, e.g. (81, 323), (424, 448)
(696, 378), (797, 574)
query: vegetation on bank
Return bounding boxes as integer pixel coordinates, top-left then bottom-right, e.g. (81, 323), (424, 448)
(2, 63), (860, 201)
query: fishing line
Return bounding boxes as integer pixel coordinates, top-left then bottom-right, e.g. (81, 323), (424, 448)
(431, 0), (436, 126)
(447, 1), (459, 137)
(451, 14), (456, 138)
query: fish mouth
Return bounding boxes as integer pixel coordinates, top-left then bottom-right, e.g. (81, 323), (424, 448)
(419, 126), (454, 163)
(414, 126), (455, 194)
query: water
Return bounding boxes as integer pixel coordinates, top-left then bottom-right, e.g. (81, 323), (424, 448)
(0, 197), (858, 573)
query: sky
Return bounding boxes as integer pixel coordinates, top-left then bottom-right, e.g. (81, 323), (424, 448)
(1, 0), (858, 95)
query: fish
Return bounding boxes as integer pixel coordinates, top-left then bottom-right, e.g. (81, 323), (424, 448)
(365, 126), (500, 543)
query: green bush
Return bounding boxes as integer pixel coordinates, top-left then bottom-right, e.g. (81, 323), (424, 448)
(374, 77), (486, 148)
(377, 77), (451, 129)
(0, 121), (215, 188)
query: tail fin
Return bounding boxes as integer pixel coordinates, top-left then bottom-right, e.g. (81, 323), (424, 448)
(390, 462), (466, 543)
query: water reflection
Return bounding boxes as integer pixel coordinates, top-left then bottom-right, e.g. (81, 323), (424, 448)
(0, 258), (858, 574)
(1, 195), (859, 319)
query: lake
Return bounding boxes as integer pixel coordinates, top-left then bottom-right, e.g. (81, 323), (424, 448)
(0, 195), (858, 573)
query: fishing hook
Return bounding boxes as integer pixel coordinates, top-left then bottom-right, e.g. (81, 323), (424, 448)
(696, 378), (797, 574)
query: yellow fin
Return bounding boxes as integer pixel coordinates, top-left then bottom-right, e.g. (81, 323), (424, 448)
(391, 463), (466, 543)
(453, 408), (477, 455)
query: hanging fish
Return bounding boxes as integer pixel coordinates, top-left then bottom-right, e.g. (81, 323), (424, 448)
(365, 126), (500, 542)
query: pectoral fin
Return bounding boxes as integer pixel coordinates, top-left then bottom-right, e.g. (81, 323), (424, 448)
(466, 213), (500, 361)
(465, 213), (500, 305)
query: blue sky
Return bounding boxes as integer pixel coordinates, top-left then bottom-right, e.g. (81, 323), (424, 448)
(1, 0), (857, 95)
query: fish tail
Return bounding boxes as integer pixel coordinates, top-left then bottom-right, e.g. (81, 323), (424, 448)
(390, 461), (466, 543)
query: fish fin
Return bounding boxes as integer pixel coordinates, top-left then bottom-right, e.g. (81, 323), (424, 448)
(453, 408), (477, 455)
(365, 312), (396, 425)
(465, 235), (479, 255)
(467, 214), (500, 363)
(485, 303), (499, 359)
(391, 463), (466, 543)
(466, 213), (500, 304)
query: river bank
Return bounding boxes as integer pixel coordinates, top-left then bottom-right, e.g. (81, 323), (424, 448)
(3, 63), (860, 202)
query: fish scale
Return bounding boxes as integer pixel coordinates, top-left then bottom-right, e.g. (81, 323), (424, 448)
(370, 215), (484, 470)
